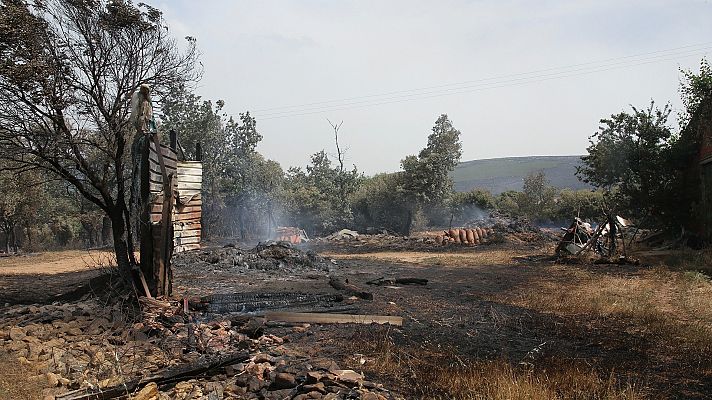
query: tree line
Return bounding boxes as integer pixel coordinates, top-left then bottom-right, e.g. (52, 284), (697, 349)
(1, 1), (710, 268)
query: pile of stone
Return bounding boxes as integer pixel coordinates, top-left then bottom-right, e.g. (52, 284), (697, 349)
(173, 242), (333, 273)
(0, 297), (401, 400)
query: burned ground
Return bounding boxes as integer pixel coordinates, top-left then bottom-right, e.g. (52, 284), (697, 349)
(1, 240), (711, 399)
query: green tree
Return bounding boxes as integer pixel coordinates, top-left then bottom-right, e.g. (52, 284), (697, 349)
(576, 102), (678, 226)
(518, 171), (557, 221)
(283, 150), (362, 236)
(447, 188), (496, 225)
(400, 114), (462, 233)
(350, 173), (411, 234)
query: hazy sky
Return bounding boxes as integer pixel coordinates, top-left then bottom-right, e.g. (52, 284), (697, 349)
(148, 0), (712, 175)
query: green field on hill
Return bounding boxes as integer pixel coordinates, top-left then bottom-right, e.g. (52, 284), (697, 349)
(451, 155), (591, 194)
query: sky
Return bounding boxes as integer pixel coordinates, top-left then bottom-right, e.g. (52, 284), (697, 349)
(147, 0), (712, 175)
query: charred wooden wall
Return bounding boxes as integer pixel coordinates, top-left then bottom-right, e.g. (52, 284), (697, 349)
(148, 142), (202, 253)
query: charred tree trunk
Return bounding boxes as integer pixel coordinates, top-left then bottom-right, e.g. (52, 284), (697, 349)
(101, 216), (112, 246)
(10, 224), (18, 253)
(3, 231), (9, 254)
(109, 208), (133, 278)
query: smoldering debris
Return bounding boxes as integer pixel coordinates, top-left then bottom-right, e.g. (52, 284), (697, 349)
(173, 242), (333, 273)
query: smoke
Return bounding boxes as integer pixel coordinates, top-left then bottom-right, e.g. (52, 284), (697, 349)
(449, 204), (490, 228)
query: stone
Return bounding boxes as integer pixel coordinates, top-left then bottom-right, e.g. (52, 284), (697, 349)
(247, 376), (263, 392)
(204, 381), (224, 398)
(253, 353), (275, 364)
(333, 369), (363, 387)
(271, 372), (296, 389)
(225, 363), (245, 375)
(133, 382), (159, 400)
(305, 371), (324, 384)
(302, 382), (327, 394)
(46, 372), (60, 387)
(264, 389), (293, 400)
(9, 327), (26, 341)
(99, 376), (123, 389)
(360, 393), (385, 400)
(224, 382), (247, 396)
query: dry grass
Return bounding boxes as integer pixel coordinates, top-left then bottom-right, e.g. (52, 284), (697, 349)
(347, 327), (641, 400)
(493, 264), (712, 357)
(327, 248), (532, 267)
(0, 351), (44, 400)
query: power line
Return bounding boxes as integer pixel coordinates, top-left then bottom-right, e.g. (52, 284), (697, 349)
(251, 43), (711, 120)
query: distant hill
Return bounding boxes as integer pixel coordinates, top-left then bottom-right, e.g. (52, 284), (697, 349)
(451, 155), (592, 194)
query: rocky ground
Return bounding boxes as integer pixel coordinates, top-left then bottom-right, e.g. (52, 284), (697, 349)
(0, 293), (400, 400)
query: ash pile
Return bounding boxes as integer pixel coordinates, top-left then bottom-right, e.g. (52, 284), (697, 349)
(173, 242), (332, 273)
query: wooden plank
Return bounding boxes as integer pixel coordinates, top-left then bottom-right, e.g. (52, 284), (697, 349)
(175, 243), (201, 253)
(178, 174), (202, 183)
(149, 171), (165, 183)
(177, 166), (201, 173)
(174, 230), (201, 238)
(153, 204), (202, 213)
(149, 142), (178, 160)
(177, 182), (202, 190)
(175, 236), (200, 245)
(174, 211), (201, 220)
(265, 312), (402, 326)
(177, 189), (202, 197)
(175, 225), (201, 232)
(149, 156), (177, 170)
(178, 160), (202, 167)
(149, 182), (164, 193)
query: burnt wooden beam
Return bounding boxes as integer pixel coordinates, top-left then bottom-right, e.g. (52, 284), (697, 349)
(56, 351), (250, 400)
(329, 276), (373, 300)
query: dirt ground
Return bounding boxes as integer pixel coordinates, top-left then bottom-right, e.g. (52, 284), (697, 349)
(0, 250), (115, 305)
(1, 242), (711, 399)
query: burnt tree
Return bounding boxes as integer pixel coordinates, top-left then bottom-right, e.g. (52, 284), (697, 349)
(0, 1), (199, 277)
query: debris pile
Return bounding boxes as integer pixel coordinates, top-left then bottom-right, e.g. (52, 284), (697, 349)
(311, 233), (440, 252)
(274, 227), (310, 244)
(173, 242), (332, 273)
(0, 296), (402, 399)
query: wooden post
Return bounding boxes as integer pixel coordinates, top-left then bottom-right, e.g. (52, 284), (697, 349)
(195, 142), (202, 161)
(139, 135), (155, 294)
(151, 132), (174, 297)
(169, 130), (177, 151)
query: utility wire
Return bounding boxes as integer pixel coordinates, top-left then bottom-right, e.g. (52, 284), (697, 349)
(259, 49), (710, 120)
(253, 41), (712, 113)
(251, 43), (712, 120)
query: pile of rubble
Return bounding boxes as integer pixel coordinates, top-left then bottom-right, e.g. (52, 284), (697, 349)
(311, 213), (552, 253)
(311, 233), (441, 253)
(173, 242), (333, 273)
(0, 295), (401, 399)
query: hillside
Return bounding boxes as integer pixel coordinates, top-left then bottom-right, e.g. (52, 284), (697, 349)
(451, 155), (591, 194)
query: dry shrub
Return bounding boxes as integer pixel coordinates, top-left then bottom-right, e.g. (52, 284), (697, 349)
(420, 361), (640, 400)
(346, 327), (641, 400)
